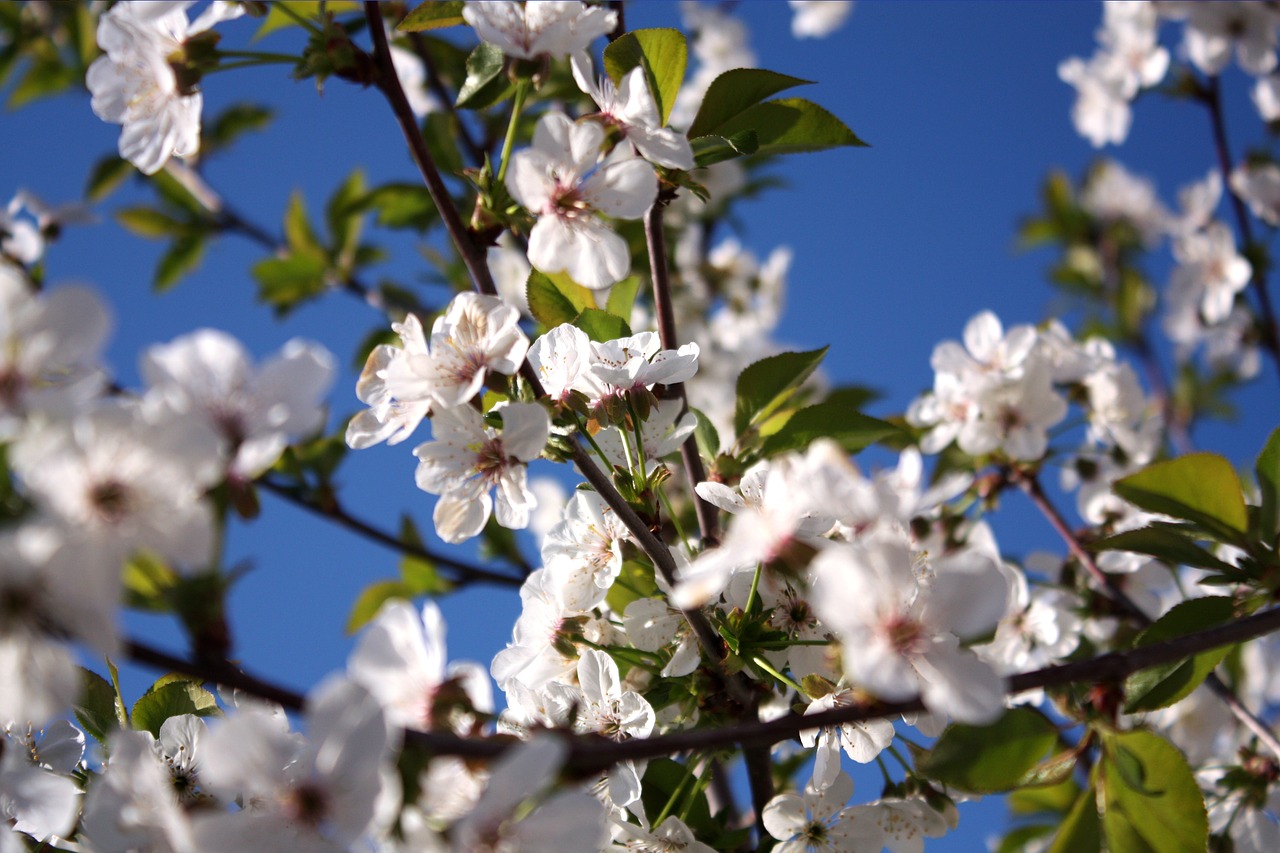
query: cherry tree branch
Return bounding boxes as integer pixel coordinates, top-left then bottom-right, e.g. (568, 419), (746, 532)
(258, 478), (526, 587)
(645, 201), (722, 547)
(407, 31), (488, 168)
(124, 603), (1280, 773)
(1015, 469), (1280, 758)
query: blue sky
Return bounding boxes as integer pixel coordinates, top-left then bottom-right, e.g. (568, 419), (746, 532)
(3, 1), (1278, 848)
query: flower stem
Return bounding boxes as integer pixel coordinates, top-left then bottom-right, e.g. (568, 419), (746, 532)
(497, 79), (531, 185)
(653, 756), (698, 827)
(752, 655), (806, 697)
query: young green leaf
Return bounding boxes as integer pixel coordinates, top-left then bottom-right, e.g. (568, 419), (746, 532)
(456, 42), (512, 109)
(1113, 453), (1249, 544)
(575, 307), (631, 343)
(759, 402), (900, 456)
(398, 0), (465, 31)
(688, 68), (812, 139)
(603, 29), (688, 126)
(711, 97), (868, 154)
(1123, 596), (1236, 713)
(130, 680), (219, 737)
(116, 207), (188, 240)
(527, 269), (580, 329)
(346, 580), (416, 634)
(1089, 526), (1241, 573)
(75, 668), (122, 744)
(690, 130), (760, 167)
(155, 234), (206, 292)
(1098, 729), (1208, 853)
(917, 707), (1060, 793)
(1046, 786), (1102, 853)
(1256, 426), (1280, 545)
(734, 347), (829, 435)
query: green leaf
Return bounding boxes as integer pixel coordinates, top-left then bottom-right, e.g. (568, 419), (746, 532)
(421, 111), (466, 178)
(1010, 775), (1081, 816)
(253, 253), (329, 315)
(85, 156), (134, 203)
(358, 183), (439, 231)
(606, 559), (661, 615)
(116, 207), (187, 240)
(690, 407), (721, 461)
(1089, 526), (1240, 573)
(123, 551), (178, 612)
(398, 515), (453, 595)
(1099, 730), (1208, 853)
(997, 826), (1057, 853)
(130, 680), (219, 737)
(605, 275), (640, 322)
(575, 307), (631, 343)
(1114, 453), (1248, 543)
(527, 269), (580, 329)
(1256, 426), (1280, 544)
(7, 53), (77, 108)
(759, 401), (900, 456)
(1123, 596), (1236, 713)
(254, 0), (359, 40)
(283, 191), (325, 258)
(712, 97), (867, 154)
(398, 0), (465, 31)
(917, 708), (1060, 794)
(690, 130), (759, 168)
(326, 169), (366, 262)
(603, 29), (687, 126)
(75, 668), (121, 744)
(155, 234), (206, 292)
(687, 68), (812, 139)
(1047, 786), (1102, 853)
(347, 580), (417, 634)
(204, 102), (275, 154)
(733, 348), (829, 435)
(456, 42), (512, 109)
(105, 656), (129, 727)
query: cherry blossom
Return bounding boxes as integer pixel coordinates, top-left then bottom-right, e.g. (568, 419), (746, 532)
(462, 1), (617, 61)
(788, 1), (855, 39)
(571, 52), (695, 170)
(507, 112), (657, 289)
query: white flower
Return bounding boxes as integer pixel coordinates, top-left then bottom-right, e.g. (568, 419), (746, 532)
(589, 332), (700, 392)
(1058, 55), (1133, 148)
(762, 771), (883, 853)
(542, 491), (631, 612)
(1170, 221), (1252, 325)
(1231, 161), (1280, 226)
(0, 263), (110, 440)
(81, 728), (195, 853)
(348, 600), (492, 732)
(800, 689), (896, 790)
(413, 401), (550, 543)
(142, 328), (336, 478)
(491, 568), (581, 692)
(1081, 160), (1169, 246)
(86, 2), (243, 175)
(462, 0), (617, 60)
(507, 112), (657, 289)
(528, 323), (596, 404)
(809, 534), (1008, 724)
(610, 815), (717, 852)
(571, 52), (694, 170)
(788, 1), (855, 39)
(1255, 74), (1280, 121)
(1177, 1), (1280, 77)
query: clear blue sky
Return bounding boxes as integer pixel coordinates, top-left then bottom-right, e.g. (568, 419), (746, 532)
(3, 2), (1276, 848)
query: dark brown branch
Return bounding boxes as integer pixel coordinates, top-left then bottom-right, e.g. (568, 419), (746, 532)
(645, 202), (722, 547)
(126, 604), (1280, 771)
(258, 478), (525, 588)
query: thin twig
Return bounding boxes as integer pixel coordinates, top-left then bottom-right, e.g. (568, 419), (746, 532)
(1203, 74), (1280, 377)
(258, 478), (525, 587)
(1016, 470), (1280, 758)
(645, 202), (722, 547)
(408, 31), (488, 167)
(125, 637), (307, 711)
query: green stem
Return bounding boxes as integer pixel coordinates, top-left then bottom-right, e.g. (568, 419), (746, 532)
(753, 655), (806, 697)
(656, 488), (696, 561)
(887, 744), (914, 774)
(217, 49), (299, 62)
(744, 562), (764, 617)
(874, 755), (894, 787)
(496, 80), (531, 184)
(628, 396), (649, 489)
(207, 58), (298, 72)
(679, 762), (714, 823)
(653, 756), (698, 827)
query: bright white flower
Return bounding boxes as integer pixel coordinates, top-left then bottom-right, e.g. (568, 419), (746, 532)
(1176, 1), (1280, 77)
(348, 599), (492, 732)
(1170, 221), (1252, 325)
(844, 797), (949, 853)
(86, 2), (243, 174)
(609, 815), (716, 852)
(976, 567), (1083, 678)
(542, 491), (631, 612)
(594, 398), (698, 476)
(1231, 161), (1280, 226)
(507, 112), (657, 289)
(763, 771), (883, 853)
(195, 677), (400, 853)
(413, 401), (550, 543)
(1173, 169), (1223, 236)
(0, 263), (110, 440)
(788, 1), (854, 39)
(0, 191), (91, 266)
(1081, 160), (1169, 245)
(571, 52), (695, 170)
(81, 728), (195, 853)
(462, 1), (617, 60)
(623, 597), (700, 678)
(1255, 73), (1280, 121)
(491, 568), (581, 692)
(0, 720), (82, 844)
(589, 332), (700, 392)
(348, 295), (529, 448)
(11, 400), (223, 574)
(142, 329), (336, 478)
(528, 323), (596, 404)
(1058, 55), (1133, 147)
(800, 689), (896, 791)
(810, 534), (1008, 724)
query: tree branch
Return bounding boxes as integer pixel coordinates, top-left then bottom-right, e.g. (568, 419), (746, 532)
(124, 604), (1280, 772)
(645, 201), (722, 547)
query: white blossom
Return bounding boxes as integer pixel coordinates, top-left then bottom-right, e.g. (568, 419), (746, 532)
(462, 1), (617, 60)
